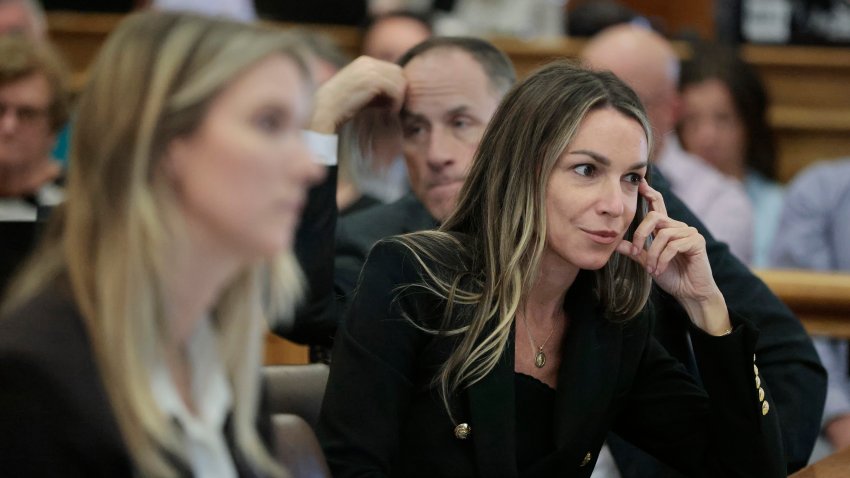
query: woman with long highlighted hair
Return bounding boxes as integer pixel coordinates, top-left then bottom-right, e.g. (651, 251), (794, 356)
(318, 61), (785, 477)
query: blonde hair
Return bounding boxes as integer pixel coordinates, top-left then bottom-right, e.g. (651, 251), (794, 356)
(396, 61), (654, 419)
(2, 11), (310, 477)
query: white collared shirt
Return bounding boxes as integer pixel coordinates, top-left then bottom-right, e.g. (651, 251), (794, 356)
(303, 130), (338, 167)
(150, 317), (237, 478)
(0, 182), (63, 221)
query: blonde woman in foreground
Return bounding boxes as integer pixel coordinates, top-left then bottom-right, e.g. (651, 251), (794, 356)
(0, 12), (325, 477)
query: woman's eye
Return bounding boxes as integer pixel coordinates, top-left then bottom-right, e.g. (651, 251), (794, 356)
(574, 164), (595, 177)
(624, 173), (643, 185)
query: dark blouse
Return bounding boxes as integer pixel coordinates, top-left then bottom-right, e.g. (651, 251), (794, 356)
(515, 372), (556, 473)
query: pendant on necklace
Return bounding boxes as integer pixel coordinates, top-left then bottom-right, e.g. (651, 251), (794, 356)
(535, 349), (546, 368)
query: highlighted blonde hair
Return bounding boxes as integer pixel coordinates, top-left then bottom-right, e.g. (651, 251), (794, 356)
(2, 11), (310, 477)
(397, 61), (654, 419)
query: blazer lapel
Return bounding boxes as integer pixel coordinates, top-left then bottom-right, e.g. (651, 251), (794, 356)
(554, 272), (623, 452)
(466, 329), (518, 477)
(462, 271), (624, 476)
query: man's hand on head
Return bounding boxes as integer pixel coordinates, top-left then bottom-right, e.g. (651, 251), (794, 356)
(309, 56), (406, 134)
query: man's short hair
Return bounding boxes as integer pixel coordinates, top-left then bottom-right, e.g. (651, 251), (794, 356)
(397, 37), (516, 96)
(0, 35), (70, 132)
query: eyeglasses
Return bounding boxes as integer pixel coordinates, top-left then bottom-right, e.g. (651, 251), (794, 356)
(0, 102), (50, 127)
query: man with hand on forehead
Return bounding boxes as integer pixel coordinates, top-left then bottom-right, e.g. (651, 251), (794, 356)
(286, 36), (824, 476)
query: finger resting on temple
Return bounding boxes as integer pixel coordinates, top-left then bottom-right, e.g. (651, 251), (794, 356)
(639, 178), (668, 217)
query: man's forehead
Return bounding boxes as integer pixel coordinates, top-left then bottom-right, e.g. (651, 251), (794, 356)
(402, 48), (497, 114)
(403, 47), (488, 84)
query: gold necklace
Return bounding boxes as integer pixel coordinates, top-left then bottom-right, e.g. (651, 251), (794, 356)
(519, 310), (557, 368)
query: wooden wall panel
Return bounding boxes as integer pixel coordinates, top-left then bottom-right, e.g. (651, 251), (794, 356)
(755, 269), (850, 339)
(601, 0), (715, 38)
(264, 333), (309, 365)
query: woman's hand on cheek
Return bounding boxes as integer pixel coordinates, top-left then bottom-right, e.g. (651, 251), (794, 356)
(616, 179), (731, 334)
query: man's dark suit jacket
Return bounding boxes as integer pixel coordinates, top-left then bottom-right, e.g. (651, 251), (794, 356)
(0, 283), (271, 476)
(290, 167), (825, 474)
(287, 193), (436, 345)
(317, 239), (786, 477)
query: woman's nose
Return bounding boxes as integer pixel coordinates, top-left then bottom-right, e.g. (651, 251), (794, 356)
(596, 179), (626, 216)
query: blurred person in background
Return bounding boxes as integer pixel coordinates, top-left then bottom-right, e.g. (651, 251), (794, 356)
(0, 0), (76, 171)
(678, 42), (784, 267)
(0, 35), (69, 221)
(769, 158), (850, 461)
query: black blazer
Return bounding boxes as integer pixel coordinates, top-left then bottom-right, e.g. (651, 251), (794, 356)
(0, 283), (270, 477)
(317, 239), (786, 478)
(292, 167), (825, 473)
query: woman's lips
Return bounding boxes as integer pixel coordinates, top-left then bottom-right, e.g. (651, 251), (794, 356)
(581, 228), (619, 245)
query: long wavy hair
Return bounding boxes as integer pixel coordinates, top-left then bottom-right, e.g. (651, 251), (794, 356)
(1, 12), (310, 477)
(396, 61), (653, 418)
